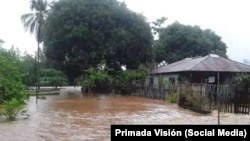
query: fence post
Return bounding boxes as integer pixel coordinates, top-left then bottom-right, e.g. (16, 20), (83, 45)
(218, 106), (220, 125)
(217, 72), (220, 125)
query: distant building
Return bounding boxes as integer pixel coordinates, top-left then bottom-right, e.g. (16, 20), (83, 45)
(150, 54), (250, 87)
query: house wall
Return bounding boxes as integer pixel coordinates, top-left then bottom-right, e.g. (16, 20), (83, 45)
(149, 72), (242, 88)
(180, 72), (237, 84)
(153, 76), (159, 87)
(150, 74), (179, 87)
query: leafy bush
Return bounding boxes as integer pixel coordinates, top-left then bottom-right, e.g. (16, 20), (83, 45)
(183, 94), (205, 109)
(0, 49), (29, 120)
(76, 63), (148, 94)
(166, 92), (179, 103)
(231, 73), (250, 92)
(1, 98), (26, 121)
(39, 69), (69, 89)
(0, 105), (4, 116)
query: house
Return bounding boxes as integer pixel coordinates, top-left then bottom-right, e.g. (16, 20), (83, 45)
(150, 54), (250, 87)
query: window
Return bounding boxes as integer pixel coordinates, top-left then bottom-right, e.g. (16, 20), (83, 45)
(169, 77), (176, 85)
(150, 78), (153, 86)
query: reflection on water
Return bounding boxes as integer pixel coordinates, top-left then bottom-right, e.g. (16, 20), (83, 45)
(0, 87), (249, 141)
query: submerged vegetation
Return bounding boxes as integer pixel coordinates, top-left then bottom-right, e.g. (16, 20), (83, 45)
(0, 98), (26, 121)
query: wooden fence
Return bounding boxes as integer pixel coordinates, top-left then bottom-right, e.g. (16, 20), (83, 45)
(131, 84), (178, 100)
(131, 83), (250, 115)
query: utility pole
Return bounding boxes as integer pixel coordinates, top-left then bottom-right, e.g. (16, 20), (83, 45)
(35, 53), (38, 105)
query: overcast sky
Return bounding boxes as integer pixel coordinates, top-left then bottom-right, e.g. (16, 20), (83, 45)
(0, 0), (249, 63)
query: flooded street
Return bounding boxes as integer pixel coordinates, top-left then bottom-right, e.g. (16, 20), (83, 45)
(0, 87), (250, 141)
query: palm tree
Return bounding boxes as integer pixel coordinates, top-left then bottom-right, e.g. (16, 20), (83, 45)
(21, 0), (50, 104)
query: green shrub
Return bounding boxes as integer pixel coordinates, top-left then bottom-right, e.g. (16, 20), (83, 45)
(0, 105), (5, 116)
(1, 98), (26, 121)
(184, 94), (203, 108)
(39, 69), (69, 89)
(0, 44), (29, 121)
(166, 92), (179, 103)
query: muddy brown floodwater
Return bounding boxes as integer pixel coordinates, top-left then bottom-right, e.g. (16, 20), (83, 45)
(0, 87), (250, 141)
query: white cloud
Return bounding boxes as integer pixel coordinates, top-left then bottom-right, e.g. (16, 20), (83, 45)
(0, 0), (37, 54)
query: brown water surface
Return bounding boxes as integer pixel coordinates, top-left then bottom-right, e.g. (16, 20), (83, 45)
(0, 87), (249, 141)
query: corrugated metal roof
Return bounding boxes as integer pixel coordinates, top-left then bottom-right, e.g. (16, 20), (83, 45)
(151, 54), (250, 74)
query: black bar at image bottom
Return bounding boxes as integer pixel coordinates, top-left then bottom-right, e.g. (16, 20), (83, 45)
(111, 125), (250, 141)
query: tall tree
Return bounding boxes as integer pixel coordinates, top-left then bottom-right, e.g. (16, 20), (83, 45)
(43, 0), (153, 80)
(154, 22), (228, 64)
(21, 0), (50, 103)
(151, 17), (167, 36)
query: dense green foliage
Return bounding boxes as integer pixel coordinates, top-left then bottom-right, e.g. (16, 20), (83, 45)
(0, 98), (26, 121)
(76, 63), (148, 94)
(0, 46), (36, 86)
(0, 48), (28, 102)
(43, 0), (153, 73)
(231, 73), (250, 92)
(165, 92), (179, 103)
(154, 22), (228, 63)
(39, 69), (68, 89)
(0, 45), (28, 120)
(19, 52), (36, 86)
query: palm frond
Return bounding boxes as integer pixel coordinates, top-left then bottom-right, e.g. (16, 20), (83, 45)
(29, 19), (37, 34)
(20, 13), (34, 23)
(21, 13), (38, 34)
(22, 0), (50, 40)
